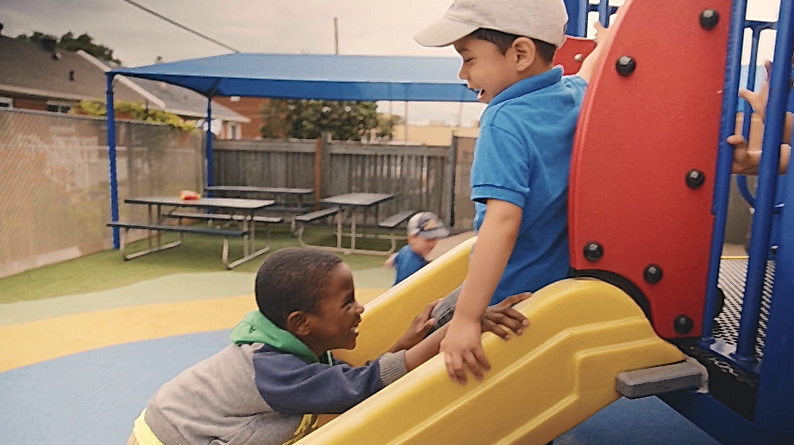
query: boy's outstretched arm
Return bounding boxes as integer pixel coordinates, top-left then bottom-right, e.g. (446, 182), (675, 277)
(384, 253), (397, 268)
(440, 199), (521, 384)
(405, 292), (530, 372)
(575, 22), (609, 83)
(388, 300), (439, 353)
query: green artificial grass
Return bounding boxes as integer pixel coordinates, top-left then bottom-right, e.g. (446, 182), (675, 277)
(0, 223), (402, 305)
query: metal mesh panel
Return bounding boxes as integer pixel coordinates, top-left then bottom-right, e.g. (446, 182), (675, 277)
(116, 119), (204, 225)
(0, 109), (203, 278)
(713, 258), (776, 359)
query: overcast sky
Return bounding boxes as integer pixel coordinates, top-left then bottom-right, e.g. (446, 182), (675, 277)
(0, 0), (785, 125)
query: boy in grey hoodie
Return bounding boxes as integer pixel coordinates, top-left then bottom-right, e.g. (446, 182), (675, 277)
(127, 248), (528, 445)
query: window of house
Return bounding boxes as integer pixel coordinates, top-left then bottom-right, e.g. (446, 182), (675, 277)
(0, 97), (12, 108)
(46, 100), (73, 113)
(228, 122), (240, 140)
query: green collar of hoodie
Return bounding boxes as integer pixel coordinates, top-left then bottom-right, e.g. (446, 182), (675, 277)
(230, 310), (332, 365)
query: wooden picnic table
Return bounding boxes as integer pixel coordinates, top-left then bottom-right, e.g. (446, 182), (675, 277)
(114, 196), (275, 269)
(205, 186), (314, 232)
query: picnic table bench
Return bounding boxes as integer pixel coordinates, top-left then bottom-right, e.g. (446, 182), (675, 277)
(109, 196), (275, 269)
(168, 212), (284, 225)
(107, 222), (248, 268)
(295, 207), (341, 248)
(167, 212), (283, 239)
(294, 193), (414, 256)
(377, 210), (417, 253)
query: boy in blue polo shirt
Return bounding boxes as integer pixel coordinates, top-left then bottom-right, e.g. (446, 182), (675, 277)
(414, 0), (606, 383)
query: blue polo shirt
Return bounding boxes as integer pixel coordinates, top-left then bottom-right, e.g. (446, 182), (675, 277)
(471, 67), (587, 304)
(392, 245), (429, 285)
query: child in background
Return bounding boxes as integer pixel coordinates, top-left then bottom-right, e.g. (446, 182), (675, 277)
(127, 247), (528, 445)
(385, 212), (450, 285)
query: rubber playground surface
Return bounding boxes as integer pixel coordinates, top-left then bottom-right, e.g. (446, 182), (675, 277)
(0, 266), (720, 444)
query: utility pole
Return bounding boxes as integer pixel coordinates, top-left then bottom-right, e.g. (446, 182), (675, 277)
(334, 17), (339, 54)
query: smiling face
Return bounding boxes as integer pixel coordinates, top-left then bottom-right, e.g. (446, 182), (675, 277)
(297, 263), (364, 355)
(454, 35), (521, 104)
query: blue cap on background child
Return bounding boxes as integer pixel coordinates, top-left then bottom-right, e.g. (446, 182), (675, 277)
(407, 212), (450, 239)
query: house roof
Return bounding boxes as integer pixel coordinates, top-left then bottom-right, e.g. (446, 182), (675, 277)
(110, 53), (477, 102)
(0, 35), (247, 122)
(123, 76), (248, 122)
(0, 35), (145, 103)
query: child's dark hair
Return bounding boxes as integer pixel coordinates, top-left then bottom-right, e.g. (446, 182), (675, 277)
(470, 28), (556, 64)
(255, 248), (343, 329)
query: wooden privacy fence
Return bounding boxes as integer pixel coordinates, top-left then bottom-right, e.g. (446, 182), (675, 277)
(213, 137), (460, 227)
(213, 134), (750, 239)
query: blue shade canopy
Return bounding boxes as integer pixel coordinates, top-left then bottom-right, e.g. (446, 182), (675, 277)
(110, 53), (477, 102)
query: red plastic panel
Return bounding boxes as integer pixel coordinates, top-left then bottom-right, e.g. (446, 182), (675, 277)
(569, 0), (730, 338)
(554, 37), (597, 75)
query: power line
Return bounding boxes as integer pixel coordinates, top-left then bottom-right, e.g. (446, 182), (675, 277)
(120, 0), (240, 53)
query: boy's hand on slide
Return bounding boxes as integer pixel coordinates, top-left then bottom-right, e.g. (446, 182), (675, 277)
(481, 292), (531, 339)
(441, 317), (488, 384)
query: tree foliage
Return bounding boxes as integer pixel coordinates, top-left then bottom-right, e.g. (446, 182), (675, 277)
(260, 99), (397, 141)
(71, 100), (195, 131)
(16, 31), (121, 64)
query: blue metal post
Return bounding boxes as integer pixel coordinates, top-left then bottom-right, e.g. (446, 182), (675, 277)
(597, 0), (611, 27)
(734, 0), (794, 363)
(563, 0), (588, 37)
(741, 24), (763, 140)
(106, 73), (120, 249)
(753, 0), (794, 430)
(701, 0), (749, 342)
(754, 119), (794, 437)
(206, 97), (214, 190)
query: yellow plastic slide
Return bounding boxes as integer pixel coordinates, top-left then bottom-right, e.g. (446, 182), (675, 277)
(304, 238), (685, 445)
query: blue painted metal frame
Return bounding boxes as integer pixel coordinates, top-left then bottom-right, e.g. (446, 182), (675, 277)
(564, 0), (587, 37)
(735, 21), (775, 209)
(754, 107), (794, 438)
(701, 0), (749, 344)
(564, 0), (619, 37)
(692, 0), (793, 439)
(735, 20), (787, 260)
(106, 73), (120, 250)
(205, 97), (214, 191)
(660, 391), (788, 444)
(564, 0), (793, 441)
(734, 0), (793, 363)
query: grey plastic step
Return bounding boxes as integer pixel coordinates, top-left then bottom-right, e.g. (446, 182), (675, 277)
(617, 357), (707, 399)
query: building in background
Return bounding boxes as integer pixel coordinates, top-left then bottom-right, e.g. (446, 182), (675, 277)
(0, 31), (248, 139)
(392, 120), (480, 146)
(213, 96), (269, 139)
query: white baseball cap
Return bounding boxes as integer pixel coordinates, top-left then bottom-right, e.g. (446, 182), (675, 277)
(414, 0), (568, 48)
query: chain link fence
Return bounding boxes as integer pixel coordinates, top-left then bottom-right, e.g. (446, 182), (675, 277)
(0, 109), (203, 278)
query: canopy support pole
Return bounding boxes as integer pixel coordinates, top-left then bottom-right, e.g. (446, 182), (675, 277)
(206, 96), (214, 191)
(106, 73), (120, 249)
